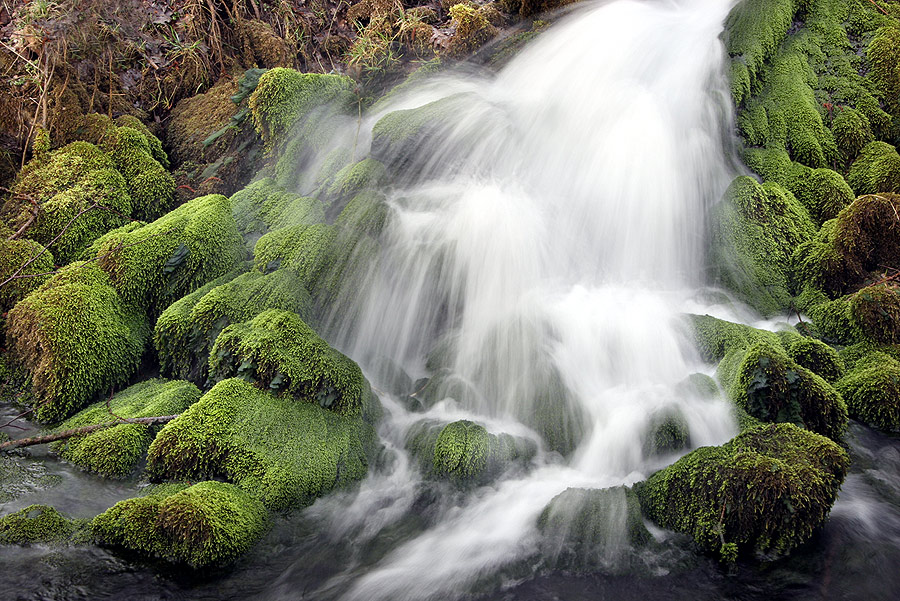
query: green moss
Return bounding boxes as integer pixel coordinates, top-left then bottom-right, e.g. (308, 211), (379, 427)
(50, 379), (200, 478)
(867, 26), (900, 114)
(806, 295), (863, 344)
(95, 193), (245, 317)
(92, 480), (269, 568)
(446, 4), (498, 58)
(0, 505), (74, 544)
(777, 330), (845, 383)
(835, 350), (900, 431)
(5, 262), (149, 422)
(847, 141), (900, 195)
(848, 284), (900, 344)
(790, 219), (865, 297)
(0, 238), (54, 313)
(635, 423), (849, 559)
(335, 190), (390, 237)
(685, 314), (782, 362)
(252, 223), (337, 285)
(8, 141), (114, 203)
(675, 373), (721, 399)
(717, 340), (848, 441)
(248, 68), (356, 149)
(145, 378), (375, 509)
(833, 193), (900, 272)
(208, 309), (366, 417)
(644, 409), (691, 457)
(831, 107), (874, 165)
(325, 158), (387, 205)
(794, 168), (855, 225)
(114, 115), (170, 169)
(229, 177), (325, 239)
(709, 176), (816, 316)
(537, 486), (650, 571)
(154, 269), (312, 383)
(101, 126), (175, 221)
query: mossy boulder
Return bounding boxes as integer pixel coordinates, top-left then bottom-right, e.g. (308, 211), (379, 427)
(230, 177), (325, 240)
(790, 219), (865, 297)
(91, 481), (269, 568)
(208, 309), (368, 417)
(537, 486), (651, 571)
(709, 176), (816, 316)
(252, 223), (336, 283)
(146, 378), (376, 509)
(716, 340), (847, 441)
(51, 379), (201, 478)
(847, 141), (900, 196)
(831, 107), (874, 166)
(0, 505), (76, 545)
(685, 313), (781, 362)
(635, 423), (850, 560)
(94, 193), (245, 317)
(835, 350), (900, 432)
(833, 193), (900, 273)
(100, 126), (175, 221)
(155, 269), (311, 383)
(404, 419), (536, 485)
(0, 238), (53, 313)
(778, 330), (845, 383)
(324, 158), (387, 207)
(644, 409), (691, 457)
(5, 262), (149, 422)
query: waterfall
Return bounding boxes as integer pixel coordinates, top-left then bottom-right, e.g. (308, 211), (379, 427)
(281, 0), (742, 598)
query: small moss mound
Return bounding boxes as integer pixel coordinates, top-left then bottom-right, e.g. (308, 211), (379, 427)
(835, 350), (900, 432)
(146, 378), (375, 509)
(831, 107), (874, 166)
(848, 284), (900, 344)
(0, 504), (75, 545)
(51, 379), (200, 478)
(447, 4), (498, 58)
(537, 486), (651, 571)
(92, 481), (269, 568)
(779, 331), (845, 383)
(635, 423), (850, 559)
(0, 238), (53, 313)
(252, 223), (337, 289)
(847, 141), (900, 196)
(790, 219), (865, 297)
(717, 340), (848, 441)
(833, 193), (900, 272)
(5, 262), (149, 422)
(229, 177), (325, 239)
(95, 193), (245, 317)
(644, 409), (691, 457)
(686, 314), (781, 362)
(208, 309), (365, 416)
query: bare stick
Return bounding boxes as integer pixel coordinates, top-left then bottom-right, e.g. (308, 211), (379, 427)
(0, 415), (180, 451)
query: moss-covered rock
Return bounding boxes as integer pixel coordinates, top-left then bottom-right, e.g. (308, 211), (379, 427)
(92, 481), (269, 568)
(778, 330), (845, 383)
(709, 176), (816, 316)
(835, 350), (900, 432)
(145, 378), (376, 509)
(208, 309), (367, 417)
(335, 190), (390, 237)
(847, 141), (900, 195)
(100, 126), (175, 221)
(0, 238), (54, 313)
(5, 262), (149, 422)
(847, 284), (900, 344)
(790, 219), (865, 297)
(716, 340), (847, 441)
(831, 107), (874, 166)
(252, 223), (337, 283)
(833, 193), (900, 273)
(0, 505), (75, 545)
(685, 313), (781, 363)
(537, 486), (651, 571)
(230, 177), (325, 239)
(50, 379), (200, 478)
(867, 25), (900, 114)
(95, 193), (245, 317)
(635, 423), (849, 559)
(324, 158), (387, 206)
(644, 409), (692, 457)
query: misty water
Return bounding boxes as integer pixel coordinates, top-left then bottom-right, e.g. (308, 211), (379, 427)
(2, 0), (900, 599)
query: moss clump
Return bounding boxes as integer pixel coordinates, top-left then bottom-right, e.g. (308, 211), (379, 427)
(208, 309), (366, 417)
(0, 505), (74, 544)
(686, 314), (782, 363)
(831, 107), (874, 166)
(867, 26), (900, 114)
(5, 262), (149, 422)
(230, 177), (324, 239)
(95, 193), (245, 317)
(833, 193), (900, 271)
(0, 238), (53, 312)
(835, 350), (900, 431)
(717, 340), (848, 441)
(847, 141), (900, 195)
(335, 190), (390, 237)
(7, 141), (113, 204)
(790, 219), (865, 297)
(709, 176), (816, 316)
(248, 68), (356, 149)
(848, 284), (900, 344)
(92, 481), (269, 568)
(644, 409), (691, 457)
(154, 269), (311, 383)
(405, 419), (536, 485)
(51, 379), (200, 478)
(778, 330), (845, 383)
(794, 168), (855, 225)
(446, 4), (498, 58)
(252, 223), (337, 286)
(145, 378), (375, 509)
(635, 423), (849, 559)
(100, 126), (175, 221)
(325, 158), (387, 205)
(537, 486), (651, 571)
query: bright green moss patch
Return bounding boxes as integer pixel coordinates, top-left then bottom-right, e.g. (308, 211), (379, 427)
(0, 504), (75, 545)
(145, 378), (375, 509)
(709, 176), (816, 316)
(717, 340), (848, 441)
(847, 141), (900, 195)
(95, 193), (245, 317)
(51, 379), (200, 478)
(230, 177), (324, 239)
(685, 314), (781, 362)
(208, 309), (365, 416)
(252, 223), (337, 285)
(537, 486), (650, 571)
(778, 330), (845, 383)
(847, 284), (900, 344)
(335, 190), (390, 237)
(5, 262), (149, 422)
(831, 107), (874, 166)
(0, 238), (53, 313)
(92, 480), (269, 568)
(155, 269), (311, 383)
(100, 126), (175, 221)
(8, 141), (114, 203)
(835, 350), (900, 431)
(867, 26), (900, 114)
(325, 158), (387, 205)
(635, 423), (849, 559)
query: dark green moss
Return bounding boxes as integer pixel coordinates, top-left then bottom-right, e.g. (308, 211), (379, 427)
(835, 350), (900, 431)
(92, 480), (269, 568)
(833, 193), (900, 271)
(51, 379), (200, 478)
(0, 238), (54, 313)
(146, 378), (376, 509)
(644, 409), (691, 457)
(847, 284), (900, 344)
(0, 505), (75, 544)
(635, 423), (849, 559)
(778, 330), (845, 383)
(790, 219), (865, 297)
(831, 107), (874, 166)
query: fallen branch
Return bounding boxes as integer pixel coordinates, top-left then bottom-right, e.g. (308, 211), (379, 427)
(0, 414), (180, 451)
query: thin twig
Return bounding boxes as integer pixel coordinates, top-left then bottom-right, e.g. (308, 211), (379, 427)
(0, 415), (180, 451)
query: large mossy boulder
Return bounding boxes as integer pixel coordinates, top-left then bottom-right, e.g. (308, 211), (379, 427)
(709, 176), (816, 316)
(635, 423), (849, 560)
(686, 314), (782, 363)
(146, 378), (376, 509)
(51, 379), (200, 478)
(5, 263), (149, 422)
(94, 193), (245, 317)
(537, 486), (651, 571)
(91, 481), (269, 568)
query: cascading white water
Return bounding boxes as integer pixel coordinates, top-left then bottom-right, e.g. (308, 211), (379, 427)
(287, 0), (743, 599)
